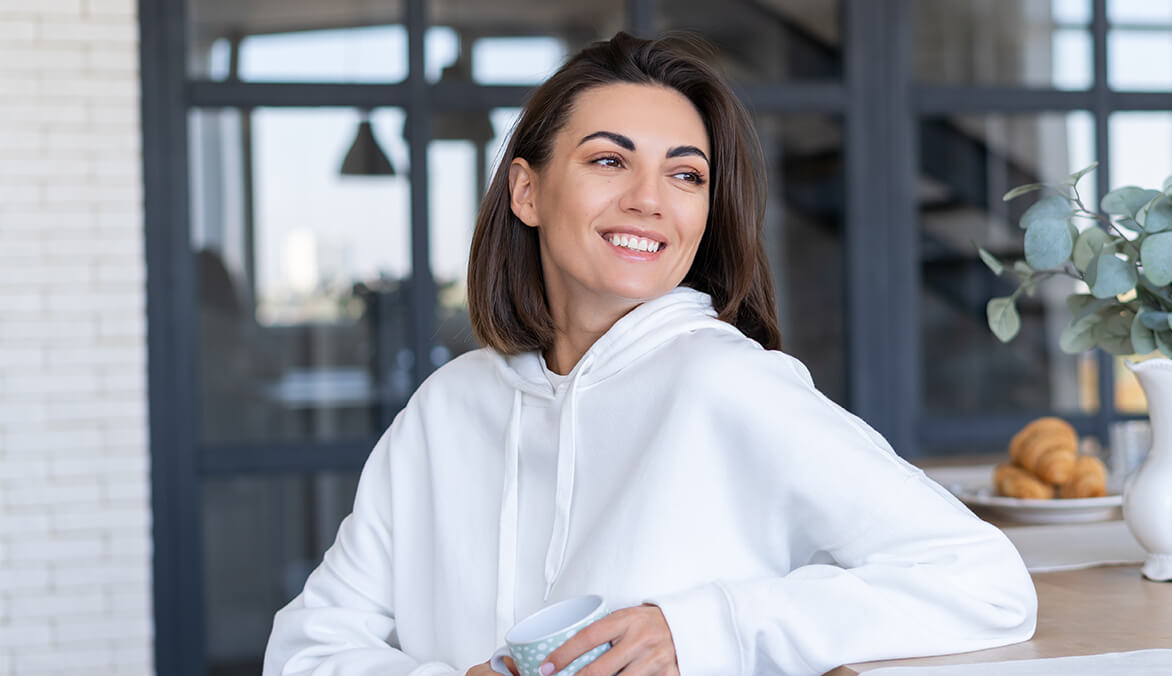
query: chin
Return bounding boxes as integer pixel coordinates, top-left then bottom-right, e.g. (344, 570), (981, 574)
(605, 281), (675, 304)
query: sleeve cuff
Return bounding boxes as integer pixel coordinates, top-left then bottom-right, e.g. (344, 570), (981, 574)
(644, 582), (743, 676)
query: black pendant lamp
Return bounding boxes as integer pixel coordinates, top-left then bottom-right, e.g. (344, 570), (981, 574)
(340, 110), (396, 176)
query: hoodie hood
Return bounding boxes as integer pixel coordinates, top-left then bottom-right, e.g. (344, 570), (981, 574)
(496, 286), (740, 392)
(488, 286), (743, 637)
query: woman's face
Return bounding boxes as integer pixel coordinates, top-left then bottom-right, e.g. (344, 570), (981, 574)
(509, 82), (711, 323)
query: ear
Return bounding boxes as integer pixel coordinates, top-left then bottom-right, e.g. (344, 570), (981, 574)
(508, 158), (540, 228)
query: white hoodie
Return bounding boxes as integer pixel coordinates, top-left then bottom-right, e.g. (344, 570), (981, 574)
(263, 286), (1037, 676)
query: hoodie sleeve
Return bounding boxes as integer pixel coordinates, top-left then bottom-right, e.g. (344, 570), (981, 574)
(644, 352), (1037, 676)
(262, 430), (461, 676)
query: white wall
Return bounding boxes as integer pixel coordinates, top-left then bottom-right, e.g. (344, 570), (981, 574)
(0, 0), (153, 674)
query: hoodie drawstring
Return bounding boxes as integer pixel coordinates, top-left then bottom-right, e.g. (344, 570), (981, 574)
(494, 389), (524, 641)
(543, 354), (594, 601)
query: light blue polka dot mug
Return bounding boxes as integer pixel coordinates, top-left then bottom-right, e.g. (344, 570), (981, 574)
(490, 595), (611, 676)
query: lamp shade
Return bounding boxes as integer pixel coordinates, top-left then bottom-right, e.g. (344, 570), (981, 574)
(340, 118), (396, 176)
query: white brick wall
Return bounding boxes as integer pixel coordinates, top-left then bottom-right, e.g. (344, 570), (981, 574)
(0, 1), (153, 674)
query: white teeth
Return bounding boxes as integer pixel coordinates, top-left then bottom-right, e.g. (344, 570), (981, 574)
(608, 234), (661, 253)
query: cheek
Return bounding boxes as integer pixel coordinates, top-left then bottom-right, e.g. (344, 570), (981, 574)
(681, 201), (709, 245)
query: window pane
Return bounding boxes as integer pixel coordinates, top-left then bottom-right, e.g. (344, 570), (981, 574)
(657, 0), (842, 82)
(427, 108), (521, 368)
(762, 114), (847, 405)
(1108, 0), (1172, 23)
(1108, 31), (1172, 91)
(1110, 112), (1172, 413)
(915, 0), (1092, 89)
(203, 472), (359, 675)
(427, 0), (623, 85)
(190, 108), (412, 445)
(188, 0), (406, 82)
(918, 113), (1098, 424)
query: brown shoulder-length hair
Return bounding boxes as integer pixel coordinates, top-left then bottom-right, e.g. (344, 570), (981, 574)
(467, 31), (782, 353)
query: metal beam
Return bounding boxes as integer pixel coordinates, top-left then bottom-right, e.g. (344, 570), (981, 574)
(916, 86), (1094, 113)
(1092, 0), (1115, 448)
(405, 0), (437, 396)
(140, 0), (205, 672)
(626, 0), (655, 37)
(844, 0), (919, 455)
(199, 440), (380, 475)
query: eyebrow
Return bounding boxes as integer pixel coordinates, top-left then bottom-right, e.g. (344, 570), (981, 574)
(578, 130), (709, 164)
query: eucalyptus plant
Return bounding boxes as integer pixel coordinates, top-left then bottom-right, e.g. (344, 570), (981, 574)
(980, 161), (1172, 357)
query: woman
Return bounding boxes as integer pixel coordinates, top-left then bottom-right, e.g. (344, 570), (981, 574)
(264, 32), (1036, 676)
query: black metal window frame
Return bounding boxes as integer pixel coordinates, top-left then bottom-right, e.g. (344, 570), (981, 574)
(913, 0), (1172, 452)
(141, 0), (1158, 672)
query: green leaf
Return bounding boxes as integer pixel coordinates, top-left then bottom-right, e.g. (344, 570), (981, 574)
(1024, 217), (1076, 269)
(1060, 308), (1105, 353)
(1013, 261), (1034, 282)
(1140, 310), (1172, 330)
(1020, 195), (1073, 231)
(1132, 311), (1158, 355)
(1157, 330), (1172, 358)
(1093, 308), (1136, 355)
(1144, 194), (1172, 233)
(1102, 187), (1163, 219)
(1002, 183), (1045, 201)
(987, 297), (1021, 343)
(1085, 251), (1138, 299)
(1064, 161), (1099, 185)
(1072, 227), (1112, 273)
(1067, 293), (1097, 314)
(1142, 231), (1172, 286)
(977, 246), (1004, 276)
(1070, 295), (1113, 322)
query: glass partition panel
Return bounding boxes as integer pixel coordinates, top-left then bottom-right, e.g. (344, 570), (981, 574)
(918, 112), (1098, 420)
(188, 0), (407, 81)
(1110, 112), (1172, 412)
(1108, 0), (1172, 90)
(426, 0), (624, 86)
(190, 107), (412, 444)
(426, 107), (522, 368)
(915, 0), (1092, 89)
(657, 0), (843, 82)
(203, 471), (360, 676)
(760, 114), (847, 405)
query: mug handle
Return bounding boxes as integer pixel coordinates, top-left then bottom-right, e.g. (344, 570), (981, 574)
(489, 645), (515, 675)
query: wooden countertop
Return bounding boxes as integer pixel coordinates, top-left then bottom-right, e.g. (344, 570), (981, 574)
(826, 564), (1172, 674)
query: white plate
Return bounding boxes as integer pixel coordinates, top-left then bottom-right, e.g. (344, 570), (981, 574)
(948, 483), (1123, 524)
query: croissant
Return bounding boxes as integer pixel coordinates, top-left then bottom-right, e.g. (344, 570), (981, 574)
(1058, 455), (1108, 498)
(1009, 417), (1078, 484)
(994, 462), (1055, 499)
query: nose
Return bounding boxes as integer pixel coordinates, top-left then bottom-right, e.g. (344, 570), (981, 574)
(618, 168), (663, 217)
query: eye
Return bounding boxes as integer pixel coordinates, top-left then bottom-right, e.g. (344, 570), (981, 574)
(592, 154), (624, 169)
(673, 170), (707, 186)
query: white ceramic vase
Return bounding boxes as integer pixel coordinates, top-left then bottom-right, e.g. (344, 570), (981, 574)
(1123, 359), (1172, 581)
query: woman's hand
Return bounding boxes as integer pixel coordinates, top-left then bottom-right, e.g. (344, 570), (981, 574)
(467, 656), (518, 676)
(539, 604), (679, 676)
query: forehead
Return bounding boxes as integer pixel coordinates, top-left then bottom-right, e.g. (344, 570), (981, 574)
(560, 83), (710, 154)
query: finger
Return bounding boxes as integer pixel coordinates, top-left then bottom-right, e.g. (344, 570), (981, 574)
(582, 636), (678, 676)
(541, 611), (630, 674)
(569, 637), (640, 676)
(504, 656), (520, 676)
(608, 651), (680, 676)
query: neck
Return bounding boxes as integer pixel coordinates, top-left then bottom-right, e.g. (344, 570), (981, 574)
(543, 298), (638, 375)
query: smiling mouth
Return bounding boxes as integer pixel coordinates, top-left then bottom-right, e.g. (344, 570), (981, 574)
(602, 232), (666, 253)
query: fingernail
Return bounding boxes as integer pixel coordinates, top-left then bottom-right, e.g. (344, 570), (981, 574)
(539, 662), (554, 676)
